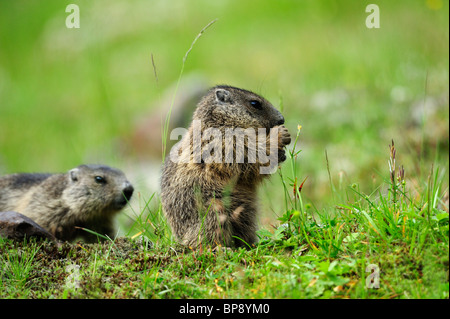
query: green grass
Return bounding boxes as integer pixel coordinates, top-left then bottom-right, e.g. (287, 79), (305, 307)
(0, 0), (448, 299)
(0, 133), (448, 299)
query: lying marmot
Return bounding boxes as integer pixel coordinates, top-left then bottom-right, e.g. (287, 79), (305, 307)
(0, 164), (134, 242)
(161, 85), (291, 248)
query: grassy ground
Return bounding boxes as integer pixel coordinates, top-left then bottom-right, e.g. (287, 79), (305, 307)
(0, 137), (448, 299)
(0, 1), (448, 299)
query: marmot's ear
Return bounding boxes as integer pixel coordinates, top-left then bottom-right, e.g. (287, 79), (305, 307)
(215, 88), (232, 104)
(69, 168), (79, 182)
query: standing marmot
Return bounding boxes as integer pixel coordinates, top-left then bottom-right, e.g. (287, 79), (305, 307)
(161, 85), (291, 248)
(0, 164), (134, 242)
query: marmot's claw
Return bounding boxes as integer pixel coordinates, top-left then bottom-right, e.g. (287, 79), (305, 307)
(278, 149), (287, 163)
(278, 125), (291, 147)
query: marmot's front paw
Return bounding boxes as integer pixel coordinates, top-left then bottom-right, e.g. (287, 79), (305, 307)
(278, 149), (287, 163)
(272, 125), (290, 163)
(277, 125), (291, 148)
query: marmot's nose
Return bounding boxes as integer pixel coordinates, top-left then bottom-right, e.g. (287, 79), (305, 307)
(122, 183), (134, 201)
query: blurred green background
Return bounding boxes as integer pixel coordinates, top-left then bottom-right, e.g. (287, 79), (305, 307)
(0, 0), (448, 222)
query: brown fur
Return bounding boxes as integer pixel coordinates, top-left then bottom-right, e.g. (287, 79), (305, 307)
(160, 85), (291, 248)
(0, 165), (134, 242)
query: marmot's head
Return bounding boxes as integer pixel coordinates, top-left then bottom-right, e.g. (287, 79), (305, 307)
(194, 85), (285, 129)
(63, 164), (134, 219)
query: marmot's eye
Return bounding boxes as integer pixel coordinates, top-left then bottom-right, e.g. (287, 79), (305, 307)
(250, 100), (262, 110)
(95, 176), (106, 184)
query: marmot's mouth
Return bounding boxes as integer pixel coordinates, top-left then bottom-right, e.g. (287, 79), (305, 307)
(115, 197), (129, 209)
(114, 185), (134, 209)
(118, 199), (127, 206)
